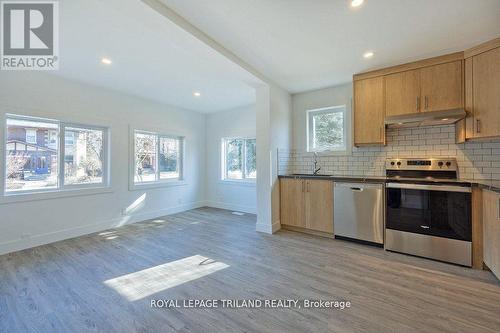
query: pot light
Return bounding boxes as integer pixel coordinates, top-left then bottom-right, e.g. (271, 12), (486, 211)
(193, 92), (201, 97)
(363, 51), (374, 59)
(442, 118), (449, 121)
(101, 57), (112, 65)
(351, 0), (364, 7)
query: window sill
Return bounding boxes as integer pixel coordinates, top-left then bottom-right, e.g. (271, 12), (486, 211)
(218, 180), (256, 187)
(129, 180), (188, 191)
(0, 186), (114, 205)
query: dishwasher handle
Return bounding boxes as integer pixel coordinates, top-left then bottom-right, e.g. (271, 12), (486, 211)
(334, 182), (383, 191)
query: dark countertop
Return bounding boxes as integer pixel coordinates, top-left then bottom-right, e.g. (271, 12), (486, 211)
(278, 174), (386, 183)
(463, 179), (500, 193)
(278, 174), (500, 193)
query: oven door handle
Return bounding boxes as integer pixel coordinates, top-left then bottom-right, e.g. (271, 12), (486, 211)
(386, 183), (471, 193)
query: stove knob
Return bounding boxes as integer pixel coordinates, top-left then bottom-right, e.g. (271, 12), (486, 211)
(390, 161), (395, 166)
(438, 161), (444, 167)
(396, 161), (402, 166)
(446, 161), (451, 167)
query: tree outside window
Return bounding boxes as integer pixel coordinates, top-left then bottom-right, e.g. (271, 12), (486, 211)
(222, 138), (257, 180)
(307, 106), (347, 152)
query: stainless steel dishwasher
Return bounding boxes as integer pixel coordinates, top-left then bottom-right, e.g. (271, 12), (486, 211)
(334, 182), (384, 245)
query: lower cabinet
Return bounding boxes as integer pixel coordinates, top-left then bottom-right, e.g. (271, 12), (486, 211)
(483, 189), (500, 279)
(280, 178), (333, 234)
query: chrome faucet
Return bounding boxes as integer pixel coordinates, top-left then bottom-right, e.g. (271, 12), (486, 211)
(313, 152), (321, 175)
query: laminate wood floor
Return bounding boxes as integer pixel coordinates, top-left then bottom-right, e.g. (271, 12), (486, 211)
(1, 207), (500, 333)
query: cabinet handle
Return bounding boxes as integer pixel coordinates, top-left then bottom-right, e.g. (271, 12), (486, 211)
(476, 119), (481, 133)
(380, 127), (383, 140)
(307, 181), (310, 192)
(416, 96), (420, 111)
(302, 181), (305, 192)
(425, 96), (429, 109)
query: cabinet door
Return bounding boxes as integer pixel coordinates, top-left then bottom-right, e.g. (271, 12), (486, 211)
(280, 178), (305, 228)
(420, 61), (463, 112)
(483, 190), (500, 279)
(354, 77), (385, 146)
(385, 69), (421, 116)
(305, 180), (333, 233)
(473, 47), (500, 138)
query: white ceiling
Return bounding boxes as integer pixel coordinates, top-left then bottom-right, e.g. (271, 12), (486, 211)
(54, 0), (259, 113)
(161, 0), (500, 94)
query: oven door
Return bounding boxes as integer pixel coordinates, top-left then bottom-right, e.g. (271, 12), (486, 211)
(386, 183), (472, 241)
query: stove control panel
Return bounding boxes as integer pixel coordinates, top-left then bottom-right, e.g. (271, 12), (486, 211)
(386, 158), (457, 171)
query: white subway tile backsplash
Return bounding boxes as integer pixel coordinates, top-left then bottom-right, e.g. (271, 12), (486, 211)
(278, 124), (500, 181)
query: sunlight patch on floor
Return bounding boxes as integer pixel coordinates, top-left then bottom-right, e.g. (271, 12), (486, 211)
(103, 255), (229, 301)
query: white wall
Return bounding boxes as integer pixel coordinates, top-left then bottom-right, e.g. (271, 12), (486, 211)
(292, 83), (353, 151)
(205, 105), (256, 213)
(0, 72), (206, 255)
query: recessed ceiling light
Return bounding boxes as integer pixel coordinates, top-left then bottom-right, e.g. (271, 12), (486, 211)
(101, 57), (112, 65)
(442, 118), (449, 121)
(351, 0), (364, 7)
(193, 92), (201, 97)
(363, 51), (374, 59)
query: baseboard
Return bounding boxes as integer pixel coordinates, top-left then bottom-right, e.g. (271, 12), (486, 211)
(256, 219), (281, 234)
(0, 201), (205, 256)
(204, 200), (256, 214)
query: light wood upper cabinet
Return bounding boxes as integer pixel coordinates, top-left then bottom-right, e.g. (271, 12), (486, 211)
(483, 189), (500, 279)
(385, 69), (420, 116)
(280, 178), (334, 234)
(280, 178), (305, 228)
(472, 46), (500, 138)
(354, 77), (385, 146)
(384, 61), (463, 116)
(305, 180), (333, 233)
(420, 61), (463, 112)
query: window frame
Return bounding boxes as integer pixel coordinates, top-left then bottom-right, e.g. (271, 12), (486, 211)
(130, 128), (186, 190)
(3, 114), (111, 197)
(220, 137), (257, 183)
(306, 105), (351, 154)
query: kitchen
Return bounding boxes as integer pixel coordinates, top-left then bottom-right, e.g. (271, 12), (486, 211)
(279, 37), (500, 277)
(1, 1), (499, 332)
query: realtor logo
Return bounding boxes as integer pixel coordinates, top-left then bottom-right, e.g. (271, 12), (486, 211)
(1, 1), (59, 70)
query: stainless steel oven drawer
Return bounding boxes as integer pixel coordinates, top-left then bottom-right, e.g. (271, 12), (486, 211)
(385, 229), (472, 267)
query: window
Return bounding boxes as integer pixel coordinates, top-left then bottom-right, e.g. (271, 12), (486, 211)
(64, 131), (74, 146)
(48, 130), (58, 149)
(222, 138), (256, 181)
(25, 129), (37, 144)
(134, 130), (184, 184)
(5, 115), (109, 194)
(7, 118), (59, 192)
(307, 106), (348, 153)
(64, 126), (105, 185)
(159, 136), (181, 180)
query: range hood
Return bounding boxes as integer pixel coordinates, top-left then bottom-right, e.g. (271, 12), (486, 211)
(385, 109), (466, 129)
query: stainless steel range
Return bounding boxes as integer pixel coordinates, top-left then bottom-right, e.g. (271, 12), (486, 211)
(385, 158), (472, 266)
